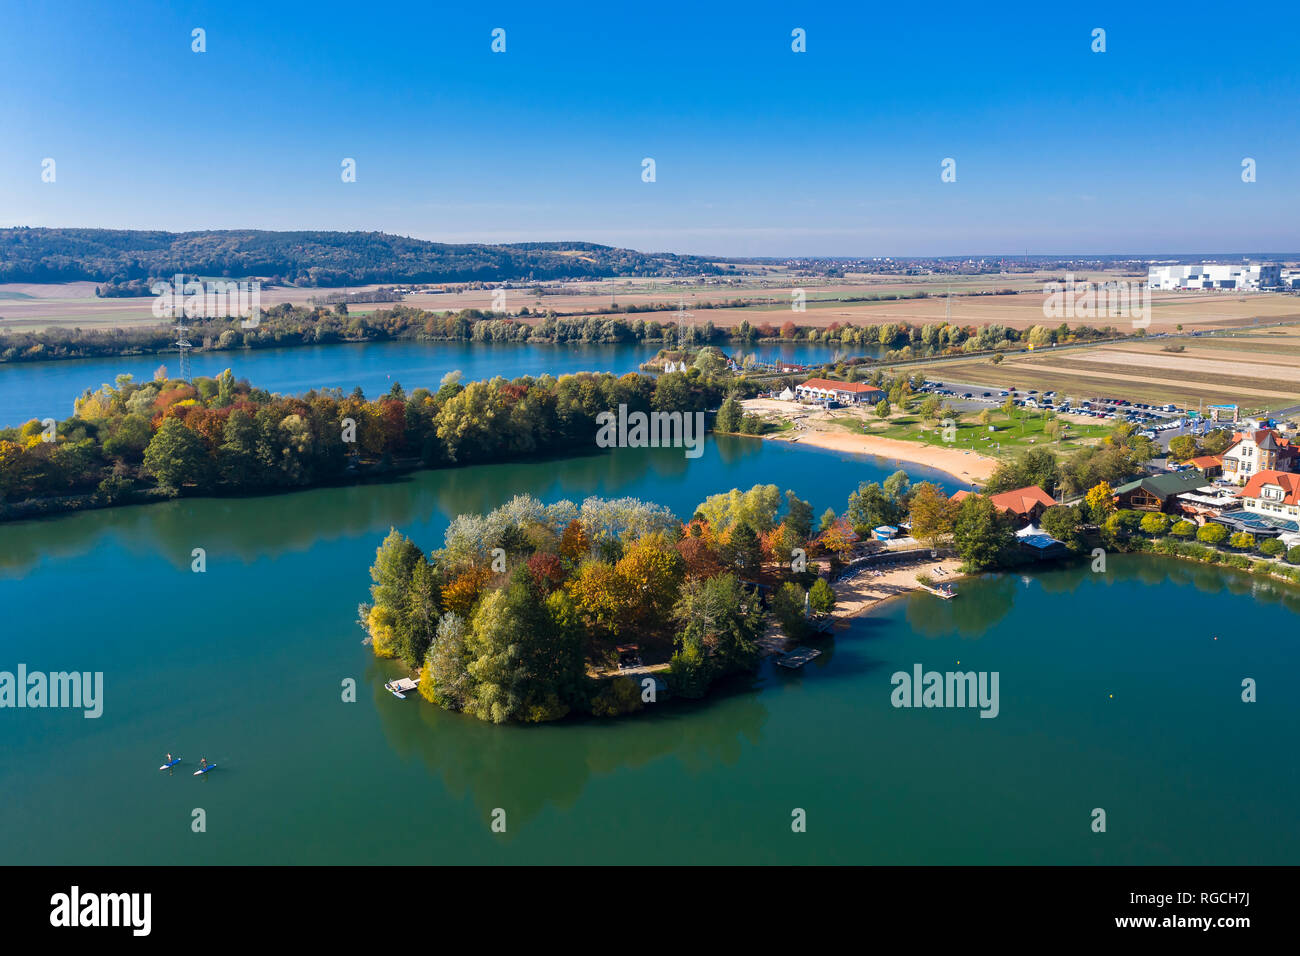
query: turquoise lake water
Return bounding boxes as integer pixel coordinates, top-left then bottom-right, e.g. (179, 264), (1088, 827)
(1, 435), (1295, 864)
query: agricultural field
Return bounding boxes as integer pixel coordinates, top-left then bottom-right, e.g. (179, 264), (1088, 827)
(0, 271), (1073, 332)
(920, 327), (1300, 413)
(4, 269), (1298, 337)
(0, 281), (398, 332)
(651, 287), (1300, 333)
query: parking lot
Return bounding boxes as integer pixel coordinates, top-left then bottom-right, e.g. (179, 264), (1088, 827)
(917, 377), (1208, 445)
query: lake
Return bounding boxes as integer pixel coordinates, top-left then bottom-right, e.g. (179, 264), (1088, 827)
(1, 435), (1296, 864)
(0, 339), (864, 428)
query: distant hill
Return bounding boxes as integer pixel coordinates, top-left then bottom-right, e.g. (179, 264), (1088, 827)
(0, 228), (724, 286)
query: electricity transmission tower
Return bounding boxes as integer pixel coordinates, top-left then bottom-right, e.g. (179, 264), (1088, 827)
(675, 295), (696, 350)
(174, 315), (192, 381)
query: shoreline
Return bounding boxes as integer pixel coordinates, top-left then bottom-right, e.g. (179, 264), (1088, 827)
(765, 429), (998, 485)
(829, 555), (968, 623)
(760, 551), (971, 657)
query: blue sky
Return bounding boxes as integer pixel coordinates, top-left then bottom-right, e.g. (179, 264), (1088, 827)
(1, 0), (1297, 257)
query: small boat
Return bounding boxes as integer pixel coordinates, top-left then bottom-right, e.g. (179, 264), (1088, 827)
(159, 757), (181, 770)
(193, 763), (217, 776)
(384, 677), (420, 699)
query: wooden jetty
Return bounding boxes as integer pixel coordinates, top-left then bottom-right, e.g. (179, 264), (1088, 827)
(383, 676), (420, 699)
(776, 646), (823, 669)
(917, 583), (957, 600)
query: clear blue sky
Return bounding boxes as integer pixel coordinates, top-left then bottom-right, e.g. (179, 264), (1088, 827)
(1, 0), (1297, 257)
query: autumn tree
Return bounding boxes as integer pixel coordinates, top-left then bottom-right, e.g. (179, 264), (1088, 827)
(615, 532), (685, 629)
(1167, 435), (1198, 462)
(525, 551), (566, 592)
(565, 559), (628, 643)
(1140, 512), (1171, 536)
(908, 482), (957, 547)
(1196, 523), (1227, 545)
(559, 519), (591, 565)
(1084, 481), (1116, 522)
(442, 565), (491, 617)
(677, 533), (724, 580)
(819, 518), (857, 560)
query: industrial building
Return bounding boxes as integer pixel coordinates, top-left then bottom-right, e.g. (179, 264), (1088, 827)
(1147, 263), (1281, 291)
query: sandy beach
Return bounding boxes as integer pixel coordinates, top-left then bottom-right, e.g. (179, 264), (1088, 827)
(760, 551), (968, 656)
(740, 398), (999, 484)
(828, 555), (966, 621)
(777, 430), (998, 484)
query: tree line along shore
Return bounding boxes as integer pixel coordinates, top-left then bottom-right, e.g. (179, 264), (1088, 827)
(0, 300), (1131, 365)
(0, 365), (733, 520)
(0, 350), (1107, 521)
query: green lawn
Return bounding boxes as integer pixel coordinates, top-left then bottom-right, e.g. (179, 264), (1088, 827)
(850, 410), (1113, 458)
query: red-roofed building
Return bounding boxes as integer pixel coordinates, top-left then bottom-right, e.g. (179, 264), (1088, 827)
(1183, 454), (1223, 478)
(795, 378), (886, 405)
(950, 489), (973, 504)
(1221, 429), (1297, 485)
(1240, 470), (1300, 520)
(987, 485), (1056, 525)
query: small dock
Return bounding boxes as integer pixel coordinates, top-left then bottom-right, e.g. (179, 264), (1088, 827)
(384, 676), (420, 699)
(918, 583), (957, 600)
(776, 646), (823, 669)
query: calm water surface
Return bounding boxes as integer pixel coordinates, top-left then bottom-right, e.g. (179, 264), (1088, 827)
(0, 339), (862, 427)
(1, 437), (1296, 864)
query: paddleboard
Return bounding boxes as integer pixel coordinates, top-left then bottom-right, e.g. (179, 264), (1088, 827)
(159, 757), (181, 770)
(193, 764), (216, 775)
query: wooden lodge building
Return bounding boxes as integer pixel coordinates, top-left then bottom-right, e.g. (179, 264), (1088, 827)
(1112, 471), (1211, 515)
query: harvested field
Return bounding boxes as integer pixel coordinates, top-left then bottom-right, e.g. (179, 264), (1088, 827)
(926, 328), (1300, 412)
(566, 288), (1300, 332)
(927, 359), (1274, 410)
(6, 271), (1298, 337)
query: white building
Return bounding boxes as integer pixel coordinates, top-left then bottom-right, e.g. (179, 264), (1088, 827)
(794, 378), (886, 405)
(1147, 263), (1281, 291)
(1221, 428), (1298, 485)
